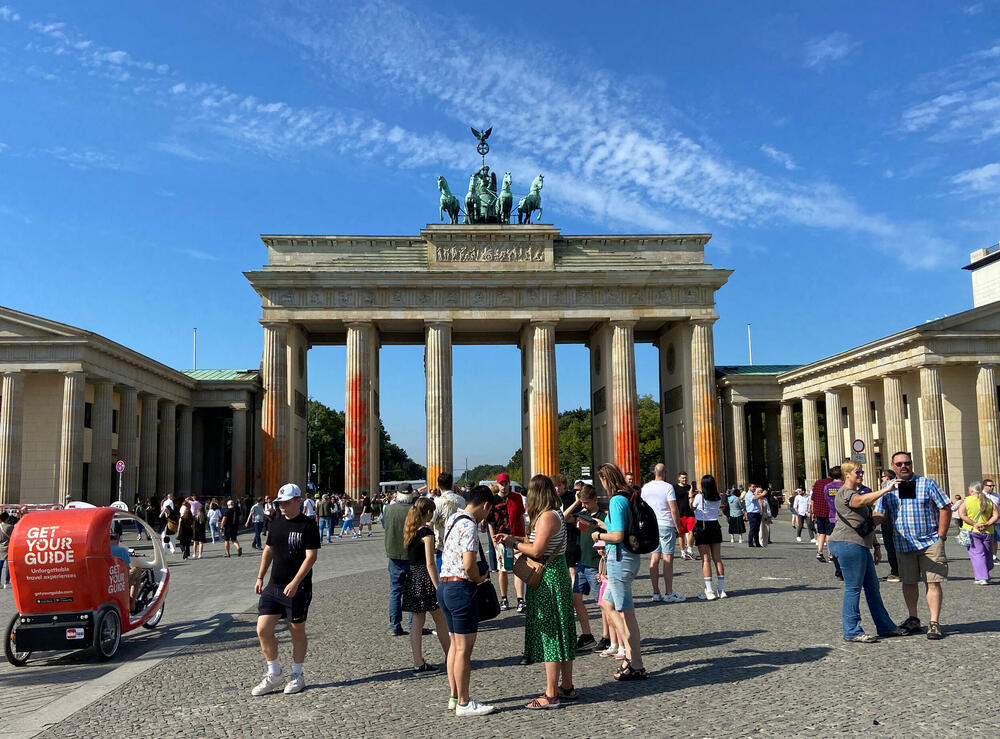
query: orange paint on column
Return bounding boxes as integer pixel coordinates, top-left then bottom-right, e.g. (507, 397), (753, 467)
(345, 373), (368, 495)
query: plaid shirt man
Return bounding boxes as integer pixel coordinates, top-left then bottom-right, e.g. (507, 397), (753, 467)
(874, 475), (949, 553)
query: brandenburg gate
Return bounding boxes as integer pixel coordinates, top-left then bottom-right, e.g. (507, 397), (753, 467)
(245, 224), (731, 496)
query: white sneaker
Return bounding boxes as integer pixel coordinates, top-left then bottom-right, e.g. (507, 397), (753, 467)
(455, 699), (495, 716)
(251, 672), (283, 696)
(810, 538), (817, 544)
(615, 645), (626, 659)
(698, 589), (717, 601)
(796, 537), (802, 542)
(283, 672), (305, 694)
(651, 593), (664, 602)
(448, 696), (458, 711)
(974, 580), (989, 586)
(665, 591), (686, 602)
(599, 643), (619, 657)
(717, 590), (728, 599)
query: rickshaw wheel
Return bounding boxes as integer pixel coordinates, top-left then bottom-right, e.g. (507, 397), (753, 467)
(142, 601), (164, 629)
(93, 607), (121, 661)
(4, 614), (31, 667)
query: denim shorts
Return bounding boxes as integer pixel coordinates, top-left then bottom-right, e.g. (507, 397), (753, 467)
(438, 580), (479, 634)
(655, 525), (678, 555)
(602, 549), (640, 611)
(573, 563), (600, 596)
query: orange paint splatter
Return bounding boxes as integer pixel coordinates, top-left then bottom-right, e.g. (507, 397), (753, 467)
(345, 373), (368, 495)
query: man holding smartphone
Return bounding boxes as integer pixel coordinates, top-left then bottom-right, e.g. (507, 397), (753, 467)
(874, 451), (951, 640)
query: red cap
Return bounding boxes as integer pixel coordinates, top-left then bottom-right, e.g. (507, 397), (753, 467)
(496, 472), (510, 483)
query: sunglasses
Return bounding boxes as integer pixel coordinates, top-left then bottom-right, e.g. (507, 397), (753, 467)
(892, 461), (912, 468)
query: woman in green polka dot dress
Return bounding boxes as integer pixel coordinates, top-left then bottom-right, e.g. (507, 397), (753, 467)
(496, 473), (577, 709)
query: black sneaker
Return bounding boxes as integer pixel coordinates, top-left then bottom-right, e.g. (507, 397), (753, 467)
(499, 597), (510, 611)
(519, 655), (534, 666)
(926, 621), (944, 640)
(577, 634), (597, 652)
(516, 599), (527, 614)
(413, 662), (438, 675)
(595, 637), (611, 652)
(894, 616), (922, 637)
(816, 554), (827, 563)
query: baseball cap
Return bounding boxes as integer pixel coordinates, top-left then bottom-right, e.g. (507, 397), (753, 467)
(275, 483), (302, 502)
(497, 472), (510, 483)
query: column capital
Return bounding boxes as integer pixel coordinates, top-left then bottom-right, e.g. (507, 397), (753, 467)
(731, 399), (748, 407)
(62, 370), (86, 380)
(230, 402), (249, 412)
(690, 316), (719, 327)
(977, 362), (997, 370)
(344, 320), (375, 329)
(261, 320), (289, 330)
(528, 319), (558, 329)
(821, 387), (840, 395)
(609, 319), (637, 330)
(160, 398), (177, 408)
(424, 320), (453, 329)
(91, 377), (114, 387)
(849, 381), (866, 388)
(780, 398), (796, 407)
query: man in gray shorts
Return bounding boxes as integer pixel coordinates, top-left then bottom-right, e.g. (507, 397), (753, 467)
(874, 452), (951, 640)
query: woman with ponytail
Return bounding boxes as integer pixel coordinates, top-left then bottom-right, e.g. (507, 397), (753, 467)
(957, 481), (999, 585)
(402, 497), (450, 672)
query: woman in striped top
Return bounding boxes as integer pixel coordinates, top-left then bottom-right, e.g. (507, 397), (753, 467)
(495, 474), (577, 708)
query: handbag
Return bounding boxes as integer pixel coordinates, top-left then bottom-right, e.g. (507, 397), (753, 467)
(512, 548), (559, 588)
(165, 519), (178, 534)
(442, 515), (501, 622)
(957, 507), (982, 548)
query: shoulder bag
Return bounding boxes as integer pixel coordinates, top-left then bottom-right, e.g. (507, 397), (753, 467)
(957, 507), (983, 548)
(512, 510), (561, 587)
(835, 492), (876, 539)
(443, 515), (500, 621)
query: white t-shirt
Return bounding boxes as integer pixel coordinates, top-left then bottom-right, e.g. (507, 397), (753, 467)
(692, 493), (721, 521)
(793, 493), (810, 516)
(640, 480), (677, 528)
(303, 498), (316, 517)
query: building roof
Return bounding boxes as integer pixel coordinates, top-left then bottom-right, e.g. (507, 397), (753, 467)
(182, 369), (260, 382)
(716, 365), (800, 377)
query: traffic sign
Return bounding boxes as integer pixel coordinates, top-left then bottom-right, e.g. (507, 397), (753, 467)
(851, 439), (865, 454)
(851, 452), (866, 463)
(115, 460), (125, 473)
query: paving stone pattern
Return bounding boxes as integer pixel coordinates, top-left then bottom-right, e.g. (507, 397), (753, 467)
(9, 521), (1000, 737)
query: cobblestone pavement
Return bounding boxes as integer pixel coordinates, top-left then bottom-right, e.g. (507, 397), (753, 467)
(6, 519), (1000, 737)
(0, 528), (387, 737)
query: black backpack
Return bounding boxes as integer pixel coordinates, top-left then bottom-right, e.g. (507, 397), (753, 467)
(624, 492), (659, 554)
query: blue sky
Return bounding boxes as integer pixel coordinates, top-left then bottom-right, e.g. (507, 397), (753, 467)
(2, 1), (998, 472)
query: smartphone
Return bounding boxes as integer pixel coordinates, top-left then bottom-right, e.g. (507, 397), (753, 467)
(575, 512), (596, 524)
(898, 480), (917, 499)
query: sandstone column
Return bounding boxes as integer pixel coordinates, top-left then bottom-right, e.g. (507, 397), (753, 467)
(118, 386), (138, 505)
(824, 389), (842, 466)
(780, 400), (797, 491)
(425, 322), (453, 490)
(231, 403), (248, 498)
(176, 405), (193, 497)
(920, 365), (948, 491)
(57, 371), (86, 503)
(89, 379), (115, 506)
(691, 319), (721, 481)
(731, 401), (749, 488)
(802, 395), (822, 489)
(261, 323), (288, 498)
(368, 337), (381, 495)
(157, 400), (176, 495)
(851, 382), (874, 470)
(138, 393), (159, 500)
(0, 372), (25, 505)
(976, 364), (1000, 481)
(765, 404), (781, 487)
(526, 321), (559, 478)
(882, 375), (907, 460)
(345, 322), (376, 498)
(610, 320), (640, 478)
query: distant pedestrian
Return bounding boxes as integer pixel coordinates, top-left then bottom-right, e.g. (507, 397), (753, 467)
(641, 463), (684, 602)
(879, 471), (900, 582)
(983, 479), (1000, 564)
(360, 495), (375, 536)
(694, 475), (726, 600)
(793, 488), (814, 543)
(207, 502), (222, 543)
(727, 488), (746, 544)
(338, 500), (356, 539)
(744, 484), (766, 548)
(317, 494), (334, 543)
(402, 497), (449, 673)
(251, 483), (320, 696)
(810, 471), (835, 561)
(193, 505), (207, 559)
(177, 507), (194, 560)
(247, 497), (267, 550)
(956, 482), (997, 585)
(432, 473), (465, 573)
(675, 472), (697, 560)
(0, 512), (13, 588)
(221, 499), (243, 557)
(439, 485), (496, 716)
(874, 451), (951, 640)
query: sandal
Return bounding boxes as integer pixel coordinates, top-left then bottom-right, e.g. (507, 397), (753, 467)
(557, 686), (578, 701)
(526, 694), (561, 709)
(614, 659), (648, 681)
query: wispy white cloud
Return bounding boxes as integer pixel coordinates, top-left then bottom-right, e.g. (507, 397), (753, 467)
(154, 139), (208, 161)
(0, 142), (7, 153)
(963, 3), (985, 14)
(759, 144), (799, 171)
(45, 147), (122, 170)
(950, 162), (1000, 194)
(173, 247), (221, 262)
(900, 44), (1000, 142)
(7, 1), (956, 268)
(0, 5), (20, 22)
(803, 32), (858, 69)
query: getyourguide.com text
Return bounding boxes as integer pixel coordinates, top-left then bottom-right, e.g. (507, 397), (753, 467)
(24, 526), (76, 565)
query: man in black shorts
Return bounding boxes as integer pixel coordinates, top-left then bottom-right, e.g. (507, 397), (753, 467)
(252, 483), (320, 696)
(221, 499), (243, 558)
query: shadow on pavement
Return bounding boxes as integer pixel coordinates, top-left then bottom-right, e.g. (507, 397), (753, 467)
(736, 584), (837, 596)
(943, 618), (1000, 636)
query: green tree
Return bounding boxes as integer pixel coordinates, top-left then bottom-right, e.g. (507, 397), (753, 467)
(457, 464), (508, 488)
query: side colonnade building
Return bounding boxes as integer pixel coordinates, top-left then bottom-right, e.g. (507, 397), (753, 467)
(0, 307), (261, 507)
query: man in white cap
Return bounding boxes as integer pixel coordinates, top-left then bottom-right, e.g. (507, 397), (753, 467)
(251, 483), (321, 696)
